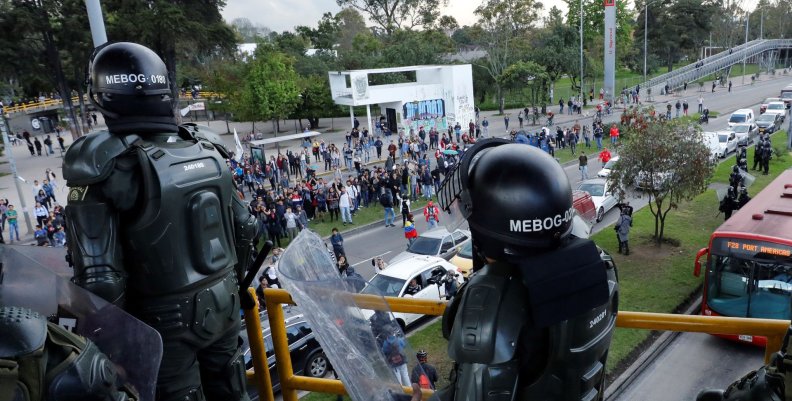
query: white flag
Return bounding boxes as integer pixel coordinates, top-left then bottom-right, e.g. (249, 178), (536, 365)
(233, 128), (244, 162)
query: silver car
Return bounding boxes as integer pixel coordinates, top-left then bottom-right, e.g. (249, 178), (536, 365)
(389, 227), (471, 264)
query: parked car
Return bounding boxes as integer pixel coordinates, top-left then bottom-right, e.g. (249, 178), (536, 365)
(714, 130), (738, 158)
(388, 227), (471, 264)
(597, 156), (620, 178)
(577, 178), (619, 223)
(362, 255), (464, 329)
(755, 113), (782, 134)
(449, 241), (473, 279)
(764, 101), (787, 122)
(760, 97), (782, 114)
(573, 189), (597, 226)
(241, 310), (328, 399)
(780, 85), (792, 109)
(727, 109), (755, 129)
(729, 123), (758, 145)
(702, 132), (721, 160)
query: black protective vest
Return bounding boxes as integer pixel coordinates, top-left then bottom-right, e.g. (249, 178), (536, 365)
(124, 138), (238, 296)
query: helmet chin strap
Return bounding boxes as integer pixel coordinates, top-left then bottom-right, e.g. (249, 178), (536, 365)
(88, 87), (119, 120)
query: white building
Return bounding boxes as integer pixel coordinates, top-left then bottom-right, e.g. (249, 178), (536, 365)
(328, 65), (475, 136)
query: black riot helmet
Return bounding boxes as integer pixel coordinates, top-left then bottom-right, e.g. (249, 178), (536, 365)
(88, 42), (177, 134)
(438, 139), (574, 259)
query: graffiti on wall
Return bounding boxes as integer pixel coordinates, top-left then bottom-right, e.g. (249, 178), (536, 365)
(401, 116), (448, 134)
(403, 99), (445, 120)
(455, 92), (475, 126)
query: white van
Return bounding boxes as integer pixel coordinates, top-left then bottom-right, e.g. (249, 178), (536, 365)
(728, 109), (755, 128)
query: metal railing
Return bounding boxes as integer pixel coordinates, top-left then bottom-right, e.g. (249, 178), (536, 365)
(2, 91), (222, 115)
(629, 39), (792, 96)
(244, 288), (791, 401)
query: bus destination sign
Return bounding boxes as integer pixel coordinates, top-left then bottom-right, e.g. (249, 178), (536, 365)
(715, 238), (792, 258)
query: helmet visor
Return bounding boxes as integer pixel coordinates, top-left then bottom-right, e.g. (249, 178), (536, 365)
(437, 159), (468, 232)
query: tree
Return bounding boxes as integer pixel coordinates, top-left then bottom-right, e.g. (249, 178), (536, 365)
(335, 8), (368, 53)
(562, 0), (634, 68)
(336, 0), (447, 35)
(497, 61), (549, 107)
(104, 0), (237, 119)
(530, 24), (581, 99)
(198, 57), (246, 133)
(239, 45), (301, 135)
(473, 0), (543, 114)
(294, 75), (339, 130)
(606, 113), (715, 244)
(296, 12), (340, 52)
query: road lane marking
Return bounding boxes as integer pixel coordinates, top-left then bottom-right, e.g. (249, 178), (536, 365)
(352, 251), (391, 267)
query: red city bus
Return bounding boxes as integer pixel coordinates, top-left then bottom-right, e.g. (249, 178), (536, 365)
(694, 169), (792, 346)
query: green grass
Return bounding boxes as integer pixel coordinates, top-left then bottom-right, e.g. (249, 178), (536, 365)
(298, 132), (791, 398)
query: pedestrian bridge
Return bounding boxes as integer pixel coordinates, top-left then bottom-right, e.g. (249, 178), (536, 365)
(631, 39), (792, 97)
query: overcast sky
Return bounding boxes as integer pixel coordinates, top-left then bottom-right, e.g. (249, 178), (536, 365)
(220, 0), (762, 34)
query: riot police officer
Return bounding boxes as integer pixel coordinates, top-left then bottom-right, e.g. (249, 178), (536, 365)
(760, 139), (773, 175)
(63, 43), (257, 401)
(729, 165), (744, 193)
(736, 143), (748, 171)
(435, 139), (618, 401)
(737, 186), (752, 209)
(719, 186), (738, 220)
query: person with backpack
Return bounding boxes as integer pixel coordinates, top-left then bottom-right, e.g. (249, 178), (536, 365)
(382, 330), (410, 386)
(398, 192), (411, 227)
(380, 188), (396, 227)
(411, 350), (439, 391)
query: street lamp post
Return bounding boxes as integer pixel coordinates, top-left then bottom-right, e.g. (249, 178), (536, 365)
(580, 0), (584, 103)
(743, 13), (749, 85)
(643, 2), (649, 83)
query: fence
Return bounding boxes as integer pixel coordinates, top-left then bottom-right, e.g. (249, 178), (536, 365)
(244, 288), (791, 401)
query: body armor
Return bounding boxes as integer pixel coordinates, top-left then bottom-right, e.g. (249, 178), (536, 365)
(63, 128), (256, 401)
(437, 239), (618, 401)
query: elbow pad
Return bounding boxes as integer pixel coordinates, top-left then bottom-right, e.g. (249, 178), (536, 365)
(232, 195), (258, 278)
(64, 199), (126, 306)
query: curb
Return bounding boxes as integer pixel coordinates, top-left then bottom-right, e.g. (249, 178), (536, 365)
(604, 298), (702, 400)
(320, 204), (431, 241)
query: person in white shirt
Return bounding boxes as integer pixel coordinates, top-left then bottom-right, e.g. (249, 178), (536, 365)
(339, 187), (353, 225)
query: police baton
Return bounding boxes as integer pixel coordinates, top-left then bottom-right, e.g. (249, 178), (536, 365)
(240, 240), (274, 310)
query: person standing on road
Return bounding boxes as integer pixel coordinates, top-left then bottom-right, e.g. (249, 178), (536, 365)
(675, 99), (681, 118)
(6, 205), (19, 242)
(424, 200), (440, 229)
(698, 96), (704, 114)
(593, 124), (604, 150)
(615, 207), (632, 255)
(609, 124), (619, 145)
(504, 115), (510, 131)
(330, 228), (345, 259)
(683, 99), (689, 116)
(404, 214), (418, 246)
(712, 81), (716, 93)
(599, 147), (612, 165)
(578, 152), (589, 180)
(339, 187), (353, 225)
(481, 117), (489, 137)
(380, 187), (396, 227)
(728, 81), (733, 92)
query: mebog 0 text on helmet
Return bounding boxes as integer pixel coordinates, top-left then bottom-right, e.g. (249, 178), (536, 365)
(328, 65), (475, 135)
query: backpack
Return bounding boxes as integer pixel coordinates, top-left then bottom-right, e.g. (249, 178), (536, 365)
(418, 372), (433, 390)
(380, 191), (393, 208)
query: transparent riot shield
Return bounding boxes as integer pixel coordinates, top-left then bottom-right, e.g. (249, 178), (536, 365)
(277, 230), (425, 401)
(0, 245), (163, 401)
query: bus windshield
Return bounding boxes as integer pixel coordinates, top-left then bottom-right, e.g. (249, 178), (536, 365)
(707, 242), (792, 320)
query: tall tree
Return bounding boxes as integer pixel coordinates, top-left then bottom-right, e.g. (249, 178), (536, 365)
(530, 24), (581, 100)
(473, 0), (543, 113)
(336, 0), (447, 35)
(103, 0), (237, 119)
(607, 112), (715, 244)
(239, 45), (301, 135)
(335, 8), (368, 53)
(296, 12), (340, 52)
(497, 61), (549, 107)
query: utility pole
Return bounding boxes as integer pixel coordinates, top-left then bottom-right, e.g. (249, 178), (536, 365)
(580, 0), (584, 102)
(760, 9), (764, 40)
(643, 2), (648, 83)
(84, 0), (108, 47)
(0, 114), (35, 237)
(742, 13), (749, 85)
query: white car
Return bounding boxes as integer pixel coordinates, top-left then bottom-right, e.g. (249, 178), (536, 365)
(727, 109), (755, 129)
(714, 130), (738, 158)
(764, 101), (787, 122)
(597, 156), (620, 178)
(702, 132), (722, 160)
(729, 123), (757, 145)
(577, 178), (619, 223)
(361, 255), (464, 329)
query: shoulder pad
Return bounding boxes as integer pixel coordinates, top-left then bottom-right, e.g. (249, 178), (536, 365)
(179, 124), (230, 158)
(0, 307), (47, 358)
(63, 131), (130, 186)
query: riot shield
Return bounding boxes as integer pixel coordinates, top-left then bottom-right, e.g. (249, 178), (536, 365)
(277, 230), (424, 401)
(0, 245), (163, 401)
